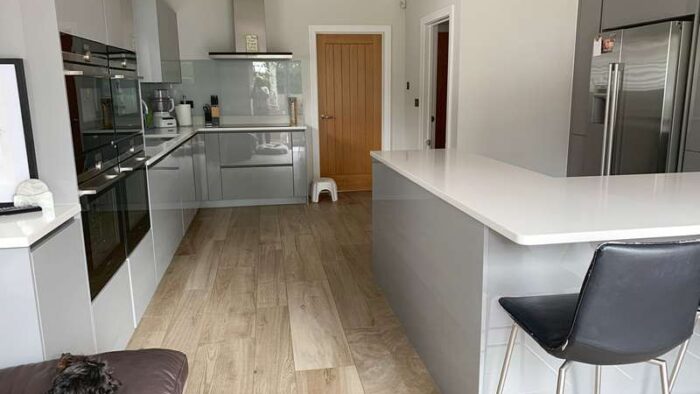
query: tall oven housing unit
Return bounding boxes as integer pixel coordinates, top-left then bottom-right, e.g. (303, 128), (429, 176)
(571, 20), (692, 176)
(61, 33), (150, 300)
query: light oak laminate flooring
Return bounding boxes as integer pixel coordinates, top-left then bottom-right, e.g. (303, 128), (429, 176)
(128, 192), (439, 393)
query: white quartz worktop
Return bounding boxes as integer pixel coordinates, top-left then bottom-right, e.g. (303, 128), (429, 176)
(144, 127), (198, 166)
(0, 204), (81, 248)
(371, 149), (700, 245)
(200, 125), (307, 132)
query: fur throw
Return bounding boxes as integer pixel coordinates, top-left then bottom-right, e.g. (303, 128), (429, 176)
(48, 353), (121, 394)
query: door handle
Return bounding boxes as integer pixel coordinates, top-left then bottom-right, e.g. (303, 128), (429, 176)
(600, 63), (622, 176)
(320, 114), (335, 120)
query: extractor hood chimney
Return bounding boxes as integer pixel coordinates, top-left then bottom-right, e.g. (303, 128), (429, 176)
(209, 0), (292, 60)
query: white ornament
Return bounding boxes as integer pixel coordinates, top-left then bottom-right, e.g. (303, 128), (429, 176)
(14, 179), (54, 212)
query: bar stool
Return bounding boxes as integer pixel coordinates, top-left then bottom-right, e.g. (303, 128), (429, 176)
(668, 306), (700, 391)
(496, 241), (700, 394)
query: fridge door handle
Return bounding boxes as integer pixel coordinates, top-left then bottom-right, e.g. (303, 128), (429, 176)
(601, 63), (622, 176)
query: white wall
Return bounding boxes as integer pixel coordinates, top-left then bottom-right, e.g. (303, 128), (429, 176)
(457, 0), (579, 176)
(0, 0), (79, 204)
(404, 0), (460, 150)
(163, 0), (408, 149)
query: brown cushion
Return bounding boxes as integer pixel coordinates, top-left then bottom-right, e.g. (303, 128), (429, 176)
(0, 349), (188, 394)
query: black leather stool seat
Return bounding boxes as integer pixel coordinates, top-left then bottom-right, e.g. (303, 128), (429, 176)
(499, 294), (578, 352)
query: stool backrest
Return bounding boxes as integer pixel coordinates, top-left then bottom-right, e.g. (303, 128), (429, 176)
(567, 241), (700, 364)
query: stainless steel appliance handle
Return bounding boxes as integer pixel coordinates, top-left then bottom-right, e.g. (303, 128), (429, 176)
(600, 63), (622, 176)
(79, 173), (125, 196)
(64, 69), (111, 79)
(605, 64), (623, 176)
(149, 166), (180, 171)
(110, 74), (143, 81)
(120, 160), (147, 173)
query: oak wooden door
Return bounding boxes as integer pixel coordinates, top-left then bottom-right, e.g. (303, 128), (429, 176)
(317, 34), (382, 192)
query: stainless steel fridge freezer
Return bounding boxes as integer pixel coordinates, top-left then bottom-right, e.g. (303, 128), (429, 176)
(580, 21), (693, 176)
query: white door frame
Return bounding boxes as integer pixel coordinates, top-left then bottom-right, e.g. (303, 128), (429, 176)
(308, 25), (392, 179)
(418, 6), (456, 149)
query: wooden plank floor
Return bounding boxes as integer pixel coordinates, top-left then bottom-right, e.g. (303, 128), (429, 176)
(128, 192), (439, 394)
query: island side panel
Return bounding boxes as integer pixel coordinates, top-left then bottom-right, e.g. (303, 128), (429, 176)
(481, 230), (700, 394)
(372, 161), (485, 394)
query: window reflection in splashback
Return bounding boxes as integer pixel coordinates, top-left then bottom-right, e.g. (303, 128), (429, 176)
(142, 60), (303, 126)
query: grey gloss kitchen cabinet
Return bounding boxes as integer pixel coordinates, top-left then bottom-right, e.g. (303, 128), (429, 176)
(193, 134), (208, 202)
(132, 0), (182, 83)
(105, 0), (135, 50)
(204, 131), (308, 205)
(92, 261), (134, 352)
(55, 0), (135, 50)
(55, 0), (107, 43)
(602, 0), (696, 30)
(0, 219), (96, 368)
(179, 140), (197, 231)
(127, 230), (156, 324)
(567, 0), (604, 177)
(31, 219), (96, 359)
(148, 139), (199, 282)
(149, 149), (183, 281)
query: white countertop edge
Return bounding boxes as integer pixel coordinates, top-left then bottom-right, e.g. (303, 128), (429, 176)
(145, 129), (198, 167)
(0, 203), (81, 249)
(197, 126), (307, 132)
(370, 151), (700, 246)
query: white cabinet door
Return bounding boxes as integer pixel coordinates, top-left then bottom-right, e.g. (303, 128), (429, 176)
(104, 0), (135, 50)
(193, 134), (208, 203)
(179, 141), (197, 231)
(149, 152), (184, 281)
(127, 230), (156, 325)
(55, 0), (107, 43)
(31, 219), (96, 359)
(221, 166), (294, 200)
(92, 261), (134, 352)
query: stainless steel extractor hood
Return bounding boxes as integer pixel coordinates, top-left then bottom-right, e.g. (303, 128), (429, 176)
(208, 0), (292, 60)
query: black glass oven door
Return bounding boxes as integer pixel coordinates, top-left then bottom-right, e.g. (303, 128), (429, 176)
(65, 69), (116, 155)
(110, 76), (143, 141)
(121, 161), (151, 254)
(80, 171), (127, 299)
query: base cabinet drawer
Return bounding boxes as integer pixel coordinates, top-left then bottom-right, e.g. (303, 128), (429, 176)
(92, 262), (135, 352)
(128, 231), (156, 325)
(221, 166), (294, 200)
(31, 219), (96, 359)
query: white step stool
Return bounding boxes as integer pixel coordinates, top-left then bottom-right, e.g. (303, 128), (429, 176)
(311, 177), (338, 203)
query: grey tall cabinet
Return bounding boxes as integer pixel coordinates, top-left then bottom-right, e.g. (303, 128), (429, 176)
(567, 0), (699, 176)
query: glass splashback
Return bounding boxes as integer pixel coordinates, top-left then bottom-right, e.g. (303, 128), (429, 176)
(163, 60), (303, 119)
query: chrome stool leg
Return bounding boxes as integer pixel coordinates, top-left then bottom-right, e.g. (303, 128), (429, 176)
(669, 339), (690, 391)
(594, 365), (602, 394)
(556, 361), (572, 394)
(669, 312), (699, 392)
(496, 324), (519, 394)
(648, 359), (671, 394)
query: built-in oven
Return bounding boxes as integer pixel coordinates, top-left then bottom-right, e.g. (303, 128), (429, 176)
(108, 46), (142, 142)
(63, 33), (151, 299)
(79, 168), (128, 299)
(61, 33), (118, 183)
(118, 134), (150, 254)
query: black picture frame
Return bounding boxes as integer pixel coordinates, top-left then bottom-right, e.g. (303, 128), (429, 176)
(0, 58), (38, 179)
